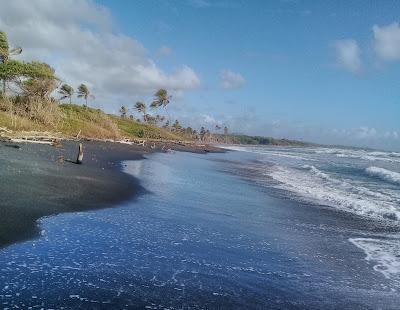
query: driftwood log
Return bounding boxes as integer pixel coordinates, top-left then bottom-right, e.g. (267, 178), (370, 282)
(76, 143), (84, 164)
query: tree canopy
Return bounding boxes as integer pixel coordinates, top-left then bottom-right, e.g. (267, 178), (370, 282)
(0, 60), (56, 80)
(59, 84), (74, 103)
(77, 84), (92, 106)
(151, 89), (171, 109)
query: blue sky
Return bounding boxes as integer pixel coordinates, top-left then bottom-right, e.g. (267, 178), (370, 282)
(98, 0), (400, 150)
(1, 0), (399, 150)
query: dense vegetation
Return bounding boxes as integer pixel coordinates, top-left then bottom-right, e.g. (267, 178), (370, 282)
(220, 134), (309, 146)
(0, 30), (198, 141)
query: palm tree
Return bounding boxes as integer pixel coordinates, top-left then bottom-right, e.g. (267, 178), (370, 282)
(119, 106), (128, 118)
(0, 31), (22, 94)
(77, 84), (92, 106)
(155, 114), (165, 126)
(151, 89), (171, 108)
(151, 88), (171, 117)
(58, 84), (74, 104)
(200, 126), (206, 141)
(134, 101), (147, 122)
(224, 126), (228, 135)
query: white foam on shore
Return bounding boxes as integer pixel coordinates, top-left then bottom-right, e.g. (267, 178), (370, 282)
(366, 167), (400, 185)
(268, 165), (400, 222)
(349, 237), (400, 281)
(227, 145), (400, 221)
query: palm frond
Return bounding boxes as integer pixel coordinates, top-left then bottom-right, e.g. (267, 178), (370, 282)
(9, 47), (22, 56)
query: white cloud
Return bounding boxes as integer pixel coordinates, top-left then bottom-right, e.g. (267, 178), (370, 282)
(373, 22), (400, 61)
(384, 131), (399, 139)
(332, 39), (362, 74)
(0, 0), (200, 109)
(188, 0), (240, 9)
(200, 114), (217, 124)
(354, 126), (377, 139)
(189, 0), (211, 8)
(220, 70), (245, 89)
(157, 45), (173, 57)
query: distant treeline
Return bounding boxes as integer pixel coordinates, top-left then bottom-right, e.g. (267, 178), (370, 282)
(220, 134), (309, 146)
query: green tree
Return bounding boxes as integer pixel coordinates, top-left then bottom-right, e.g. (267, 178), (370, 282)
(77, 84), (92, 106)
(151, 89), (172, 123)
(58, 84), (74, 104)
(155, 114), (165, 126)
(120, 106), (128, 118)
(134, 101), (147, 122)
(21, 76), (57, 99)
(0, 61), (57, 97)
(185, 127), (194, 136)
(151, 89), (171, 108)
(163, 119), (170, 128)
(200, 126), (206, 141)
(172, 119), (182, 132)
(146, 114), (157, 125)
(0, 31), (22, 94)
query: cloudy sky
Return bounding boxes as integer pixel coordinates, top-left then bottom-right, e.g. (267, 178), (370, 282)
(0, 0), (399, 150)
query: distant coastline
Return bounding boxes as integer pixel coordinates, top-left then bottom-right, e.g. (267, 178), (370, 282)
(218, 133), (310, 147)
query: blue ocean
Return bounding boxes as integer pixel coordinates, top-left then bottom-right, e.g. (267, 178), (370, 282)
(0, 146), (399, 309)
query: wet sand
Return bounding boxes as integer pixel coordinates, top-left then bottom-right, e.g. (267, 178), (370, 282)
(0, 139), (223, 248)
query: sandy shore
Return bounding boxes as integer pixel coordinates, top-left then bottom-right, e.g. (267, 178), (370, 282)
(0, 139), (224, 248)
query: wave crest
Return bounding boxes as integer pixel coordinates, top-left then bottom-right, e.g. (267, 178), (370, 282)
(269, 165), (400, 222)
(366, 167), (400, 185)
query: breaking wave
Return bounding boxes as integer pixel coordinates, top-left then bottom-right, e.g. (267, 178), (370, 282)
(366, 167), (400, 185)
(268, 165), (400, 222)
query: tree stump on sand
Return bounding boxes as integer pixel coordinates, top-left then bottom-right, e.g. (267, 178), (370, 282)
(76, 143), (84, 164)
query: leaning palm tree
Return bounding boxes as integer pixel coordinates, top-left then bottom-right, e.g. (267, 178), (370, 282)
(151, 89), (172, 128)
(58, 84), (74, 104)
(151, 89), (171, 109)
(0, 31), (22, 94)
(77, 84), (92, 107)
(134, 101), (147, 122)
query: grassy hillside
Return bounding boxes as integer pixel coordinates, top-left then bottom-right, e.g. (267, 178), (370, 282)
(0, 103), (186, 141)
(0, 100), (310, 146)
(219, 134), (309, 146)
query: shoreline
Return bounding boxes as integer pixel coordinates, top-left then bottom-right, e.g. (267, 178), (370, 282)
(0, 139), (224, 249)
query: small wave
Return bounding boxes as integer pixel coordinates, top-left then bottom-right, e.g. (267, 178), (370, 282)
(222, 145), (316, 161)
(366, 167), (400, 185)
(268, 165), (400, 222)
(313, 148), (400, 163)
(302, 165), (333, 181)
(349, 237), (400, 281)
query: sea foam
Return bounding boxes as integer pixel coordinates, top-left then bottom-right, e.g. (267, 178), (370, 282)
(349, 237), (400, 281)
(269, 165), (400, 222)
(366, 167), (400, 185)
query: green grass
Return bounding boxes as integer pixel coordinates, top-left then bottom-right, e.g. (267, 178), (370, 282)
(112, 116), (182, 140)
(0, 103), (189, 141)
(59, 104), (119, 139)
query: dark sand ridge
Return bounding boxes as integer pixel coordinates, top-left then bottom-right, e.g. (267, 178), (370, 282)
(0, 140), (223, 248)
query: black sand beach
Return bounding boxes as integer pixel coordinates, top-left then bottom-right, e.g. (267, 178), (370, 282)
(0, 139), (223, 248)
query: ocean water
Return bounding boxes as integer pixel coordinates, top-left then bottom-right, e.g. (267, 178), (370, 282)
(0, 146), (399, 309)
